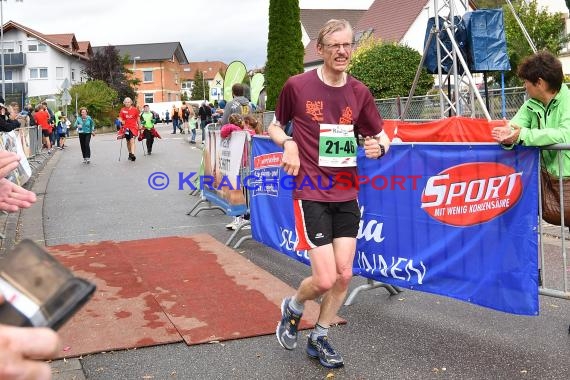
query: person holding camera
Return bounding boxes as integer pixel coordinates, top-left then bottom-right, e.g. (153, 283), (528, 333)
(0, 295), (60, 380)
(0, 152), (59, 380)
(0, 103), (21, 132)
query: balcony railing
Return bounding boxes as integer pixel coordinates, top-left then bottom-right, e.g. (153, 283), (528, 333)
(1, 52), (26, 67)
(3, 81), (27, 94)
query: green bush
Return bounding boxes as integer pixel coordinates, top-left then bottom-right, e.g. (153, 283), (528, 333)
(348, 39), (434, 99)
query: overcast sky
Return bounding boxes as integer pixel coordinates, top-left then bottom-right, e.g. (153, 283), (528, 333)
(1, 0), (373, 70)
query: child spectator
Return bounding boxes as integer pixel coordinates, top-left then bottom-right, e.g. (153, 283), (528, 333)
(220, 113), (248, 139)
(189, 114), (199, 144)
(243, 114), (264, 135)
(221, 114), (252, 231)
(56, 115), (68, 149)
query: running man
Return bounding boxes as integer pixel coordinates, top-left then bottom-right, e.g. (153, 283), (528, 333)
(269, 19), (390, 369)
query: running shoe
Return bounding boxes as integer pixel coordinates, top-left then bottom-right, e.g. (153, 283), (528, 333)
(306, 336), (344, 368)
(276, 297), (302, 350)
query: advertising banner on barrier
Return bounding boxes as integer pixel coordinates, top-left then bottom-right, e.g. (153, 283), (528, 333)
(250, 137), (540, 315)
(1, 130), (32, 186)
(202, 128), (248, 216)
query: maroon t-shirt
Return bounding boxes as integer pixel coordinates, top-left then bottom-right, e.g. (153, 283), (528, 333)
(275, 69), (383, 202)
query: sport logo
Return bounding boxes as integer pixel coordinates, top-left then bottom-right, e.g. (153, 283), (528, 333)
(420, 162), (523, 226)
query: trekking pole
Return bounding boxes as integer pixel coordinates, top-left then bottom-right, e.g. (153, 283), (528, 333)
(118, 137), (124, 161)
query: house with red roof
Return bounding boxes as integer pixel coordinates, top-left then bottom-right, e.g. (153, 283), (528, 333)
(0, 20), (91, 103)
(302, 0), (477, 71)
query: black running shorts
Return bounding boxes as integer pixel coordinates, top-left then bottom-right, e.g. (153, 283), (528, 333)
(293, 199), (360, 251)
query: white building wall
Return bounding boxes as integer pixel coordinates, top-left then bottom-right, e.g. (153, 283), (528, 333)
(2, 28), (87, 99)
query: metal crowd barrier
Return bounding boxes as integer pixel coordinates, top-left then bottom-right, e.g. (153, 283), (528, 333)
(187, 122), (254, 249)
(0, 126), (44, 243)
(224, 133), (253, 248)
(538, 144), (570, 302)
(187, 122), (226, 216)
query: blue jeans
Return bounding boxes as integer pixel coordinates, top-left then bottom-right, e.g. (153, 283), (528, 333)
(172, 118), (179, 133)
(201, 120), (207, 142)
(191, 128), (196, 142)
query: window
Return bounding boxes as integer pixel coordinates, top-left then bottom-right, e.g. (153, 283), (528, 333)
(71, 69), (75, 81)
(56, 67), (64, 80)
(0, 70), (13, 81)
(1, 41), (15, 53)
(143, 70), (153, 82)
(28, 39), (47, 52)
(29, 67), (48, 79)
(144, 93), (154, 103)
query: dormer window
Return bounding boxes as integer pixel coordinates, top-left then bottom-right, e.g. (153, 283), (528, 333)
(28, 39), (47, 52)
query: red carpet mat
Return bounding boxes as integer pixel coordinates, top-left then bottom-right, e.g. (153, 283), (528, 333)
(48, 234), (343, 359)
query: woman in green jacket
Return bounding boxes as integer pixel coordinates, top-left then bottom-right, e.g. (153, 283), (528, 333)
(492, 51), (570, 177)
(492, 51), (570, 227)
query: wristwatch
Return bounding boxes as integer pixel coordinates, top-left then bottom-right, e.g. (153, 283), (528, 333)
(379, 144), (386, 157)
(282, 137), (294, 148)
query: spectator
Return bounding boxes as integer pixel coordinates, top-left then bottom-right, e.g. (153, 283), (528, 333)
(56, 115), (68, 149)
(53, 107), (62, 148)
(171, 106), (182, 134)
(114, 117), (122, 131)
(492, 50), (570, 227)
(164, 110), (170, 125)
(220, 83), (254, 125)
(34, 104), (52, 154)
(41, 101), (56, 148)
(221, 113), (254, 231)
(181, 101), (191, 134)
(198, 101), (213, 143)
(74, 107), (95, 164)
(243, 114), (263, 135)
(189, 113), (198, 144)
(0, 103), (21, 132)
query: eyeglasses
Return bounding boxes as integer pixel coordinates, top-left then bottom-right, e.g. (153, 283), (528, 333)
(323, 42), (354, 51)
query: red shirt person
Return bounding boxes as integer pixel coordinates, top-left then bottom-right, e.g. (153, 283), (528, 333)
(34, 104), (53, 151)
(118, 97), (141, 161)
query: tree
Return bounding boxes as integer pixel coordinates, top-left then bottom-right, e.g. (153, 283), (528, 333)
(473, 0), (505, 8)
(265, 0), (304, 110)
(82, 46), (137, 105)
(501, 0), (569, 85)
(348, 38), (434, 99)
(191, 71), (209, 101)
(69, 80), (118, 126)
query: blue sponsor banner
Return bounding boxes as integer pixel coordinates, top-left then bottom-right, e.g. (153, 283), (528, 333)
(250, 137), (310, 265)
(250, 137), (540, 315)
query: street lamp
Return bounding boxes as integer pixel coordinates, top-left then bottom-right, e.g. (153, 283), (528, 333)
(132, 56), (140, 74)
(202, 71), (207, 101)
(0, 0), (22, 101)
(132, 56), (140, 103)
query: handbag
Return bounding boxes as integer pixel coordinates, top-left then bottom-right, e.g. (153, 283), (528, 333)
(540, 168), (570, 226)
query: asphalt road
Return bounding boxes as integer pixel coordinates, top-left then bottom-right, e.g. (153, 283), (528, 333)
(16, 123), (570, 379)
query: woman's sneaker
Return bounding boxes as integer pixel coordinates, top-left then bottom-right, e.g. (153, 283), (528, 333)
(306, 336), (344, 368)
(225, 217), (239, 230)
(276, 297), (302, 350)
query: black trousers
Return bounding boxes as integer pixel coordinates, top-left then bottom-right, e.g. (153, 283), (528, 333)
(78, 133), (91, 158)
(144, 129), (154, 153)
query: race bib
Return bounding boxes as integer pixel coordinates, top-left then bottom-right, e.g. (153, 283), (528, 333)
(318, 124), (357, 167)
